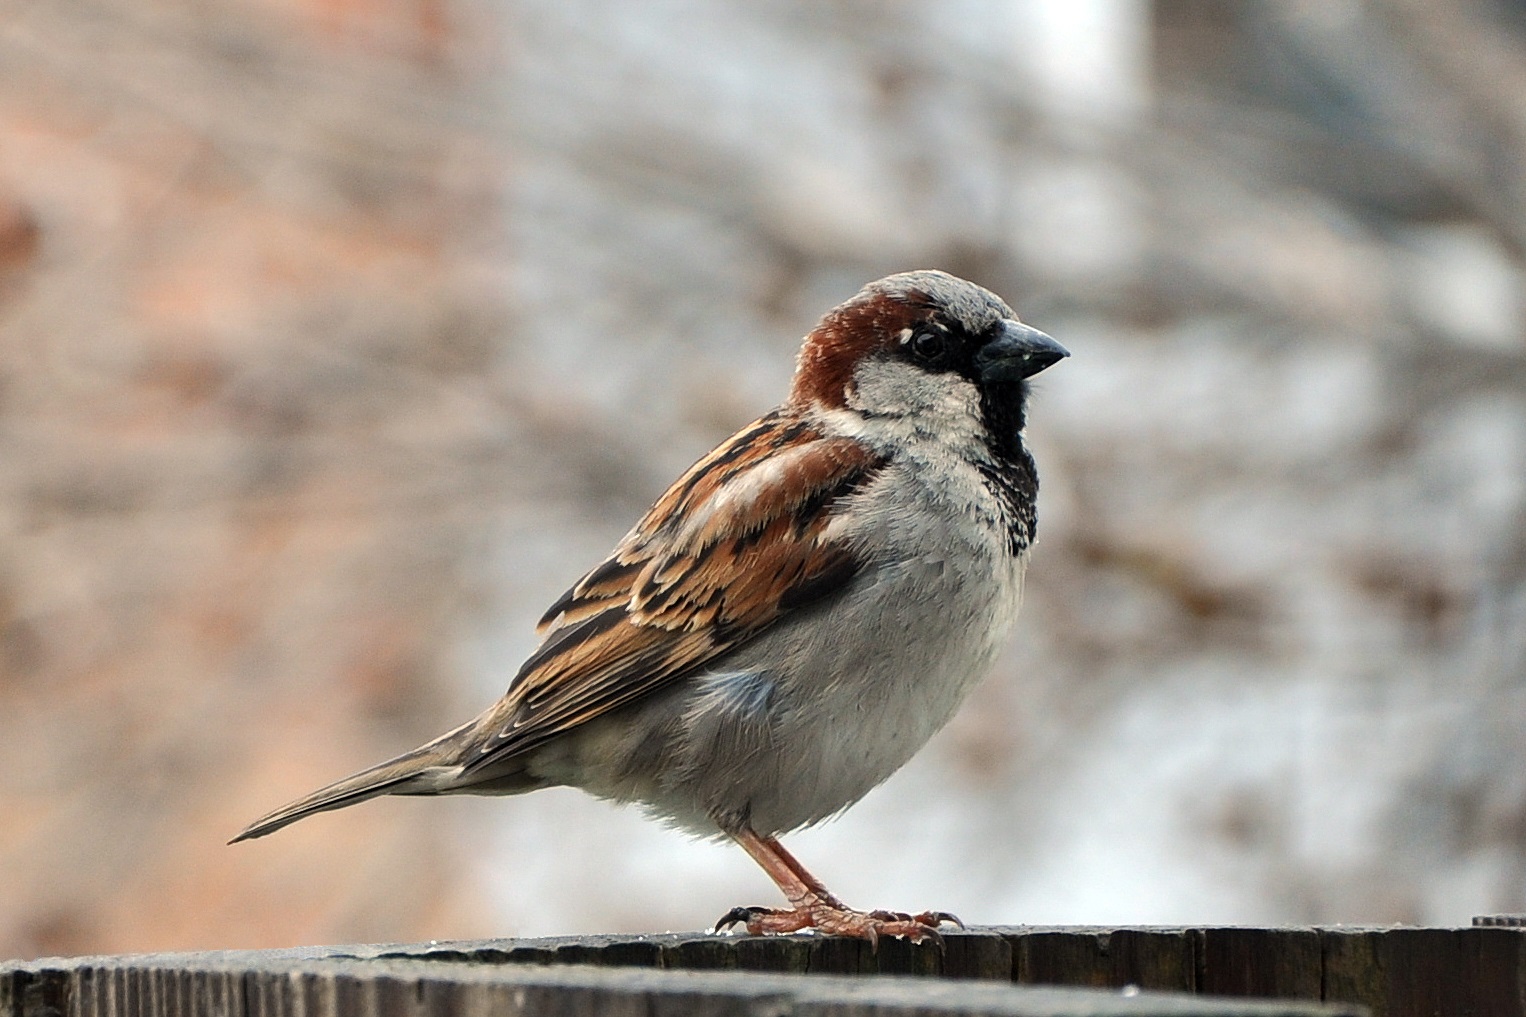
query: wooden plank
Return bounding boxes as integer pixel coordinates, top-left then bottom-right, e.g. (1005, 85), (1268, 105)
(1196, 927), (1322, 999)
(1002, 928), (1194, 992)
(315, 923), (1526, 1013)
(1460, 926), (1526, 1017)
(380, 929), (998, 980)
(1381, 928), (1467, 1017)
(941, 931), (1014, 981)
(1323, 926), (1526, 1017)
(662, 935), (740, 971)
(730, 934), (812, 974)
(1319, 928), (1387, 1017)
(0, 954), (1363, 1017)
(804, 932), (877, 975)
(37, 924), (1526, 1015)
(1109, 929), (1197, 991)
(871, 934), (945, 978)
(1013, 929), (1117, 988)
(595, 937), (666, 969)
(1, 968), (67, 1017)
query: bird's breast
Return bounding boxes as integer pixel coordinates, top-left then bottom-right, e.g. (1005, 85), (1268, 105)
(685, 467), (1028, 833)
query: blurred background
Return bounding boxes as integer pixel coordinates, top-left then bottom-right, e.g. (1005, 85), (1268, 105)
(3, 0), (1526, 959)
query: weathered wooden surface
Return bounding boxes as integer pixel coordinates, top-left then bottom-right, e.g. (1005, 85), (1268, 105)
(0, 949), (1362, 1017)
(348, 924), (1526, 1015)
(9, 924), (1524, 1016)
(0, 952), (1361, 1013)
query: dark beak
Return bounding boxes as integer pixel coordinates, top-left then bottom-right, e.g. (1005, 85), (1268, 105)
(975, 321), (1070, 383)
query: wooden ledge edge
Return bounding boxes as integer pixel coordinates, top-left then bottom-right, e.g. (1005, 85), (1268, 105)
(2, 953), (1365, 1017)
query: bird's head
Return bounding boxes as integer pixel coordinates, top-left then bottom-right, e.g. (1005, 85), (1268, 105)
(789, 270), (1068, 439)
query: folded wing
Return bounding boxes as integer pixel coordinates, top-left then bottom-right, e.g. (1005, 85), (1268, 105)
(461, 411), (887, 772)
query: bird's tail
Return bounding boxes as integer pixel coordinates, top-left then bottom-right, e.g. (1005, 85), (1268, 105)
(229, 723), (473, 844)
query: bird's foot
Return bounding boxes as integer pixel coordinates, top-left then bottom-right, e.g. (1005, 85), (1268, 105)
(714, 896), (957, 947)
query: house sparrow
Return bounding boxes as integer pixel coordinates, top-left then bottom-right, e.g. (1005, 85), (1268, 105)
(233, 270), (1068, 944)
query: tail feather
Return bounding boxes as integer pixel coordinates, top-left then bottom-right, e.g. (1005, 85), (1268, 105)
(230, 728), (469, 844)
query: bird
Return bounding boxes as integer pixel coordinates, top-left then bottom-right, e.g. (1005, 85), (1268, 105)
(232, 269), (1068, 944)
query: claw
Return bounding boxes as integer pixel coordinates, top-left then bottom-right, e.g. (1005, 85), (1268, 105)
(915, 910), (964, 929)
(903, 922), (944, 948)
(714, 906), (769, 933)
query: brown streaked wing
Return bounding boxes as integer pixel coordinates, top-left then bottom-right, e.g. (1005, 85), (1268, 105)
(462, 412), (886, 772)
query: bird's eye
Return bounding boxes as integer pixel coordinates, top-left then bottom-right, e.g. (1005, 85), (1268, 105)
(908, 330), (947, 364)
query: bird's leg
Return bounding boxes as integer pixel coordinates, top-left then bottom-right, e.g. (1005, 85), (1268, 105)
(755, 833), (844, 906)
(714, 828), (956, 945)
(755, 834), (962, 927)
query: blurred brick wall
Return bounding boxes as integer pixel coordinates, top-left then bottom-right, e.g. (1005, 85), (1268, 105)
(5, 0), (1526, 960)
(0, 1), (509, 955)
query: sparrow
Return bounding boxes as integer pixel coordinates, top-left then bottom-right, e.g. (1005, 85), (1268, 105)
(233, 270), (1068, 944)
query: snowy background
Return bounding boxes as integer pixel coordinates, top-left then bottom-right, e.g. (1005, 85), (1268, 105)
(2, 0), (1526, 956)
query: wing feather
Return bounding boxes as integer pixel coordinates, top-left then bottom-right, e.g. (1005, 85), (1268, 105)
(464, 411), (885, 772)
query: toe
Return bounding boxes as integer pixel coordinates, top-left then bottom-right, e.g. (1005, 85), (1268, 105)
(867, 909), (913, 922)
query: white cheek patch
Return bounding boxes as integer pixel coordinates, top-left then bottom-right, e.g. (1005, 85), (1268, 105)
(848, 356), (981, 426)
